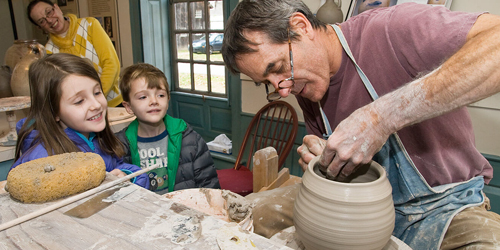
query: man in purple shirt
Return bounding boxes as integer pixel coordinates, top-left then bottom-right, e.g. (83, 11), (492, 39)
(222, 0), (500, 249)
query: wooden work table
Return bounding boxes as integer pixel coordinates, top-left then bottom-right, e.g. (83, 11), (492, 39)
(0, 175), (290, 249)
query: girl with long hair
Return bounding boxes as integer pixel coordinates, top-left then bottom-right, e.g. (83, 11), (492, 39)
(11, 53), (148, 188)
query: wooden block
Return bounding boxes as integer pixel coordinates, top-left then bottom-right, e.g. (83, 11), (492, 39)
(252, 147), (278, 193)
(280, 175), (302, 188)
(258, 168), (290, 192)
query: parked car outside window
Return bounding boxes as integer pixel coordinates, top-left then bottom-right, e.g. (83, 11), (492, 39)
(191, 33), (224, 54)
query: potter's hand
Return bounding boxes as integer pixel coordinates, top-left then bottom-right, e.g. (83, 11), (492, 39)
(297, 135), (327, 172)
(321, 105), (390, 181)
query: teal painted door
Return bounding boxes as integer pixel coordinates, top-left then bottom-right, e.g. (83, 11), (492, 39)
(139, 0), (238, 144)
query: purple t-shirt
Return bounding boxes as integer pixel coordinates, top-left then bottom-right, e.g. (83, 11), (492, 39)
(297, 3), (493, 186)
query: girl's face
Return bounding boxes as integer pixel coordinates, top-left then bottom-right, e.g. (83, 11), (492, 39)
(56, 74), (107, 138)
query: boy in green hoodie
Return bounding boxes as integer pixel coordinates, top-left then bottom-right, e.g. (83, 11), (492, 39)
(116, 63), (220, 194)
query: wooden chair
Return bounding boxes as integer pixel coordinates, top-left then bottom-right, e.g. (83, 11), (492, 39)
(216, 101), (299, 196)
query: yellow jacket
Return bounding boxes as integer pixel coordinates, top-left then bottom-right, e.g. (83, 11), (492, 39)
(45, 14), (122, 107)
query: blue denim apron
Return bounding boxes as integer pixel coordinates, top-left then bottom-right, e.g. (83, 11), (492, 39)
(324, 25), (486, 250)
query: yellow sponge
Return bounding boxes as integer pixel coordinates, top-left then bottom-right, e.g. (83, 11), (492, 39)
(7, 152), (106, 203)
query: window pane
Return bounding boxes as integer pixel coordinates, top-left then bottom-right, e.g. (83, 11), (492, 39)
(178, 62), (191, 90)
(208, 1), (223, 30)
(209, 33), (224, 62)
(176, 33), (189, 60)
(174, 3), (188, 30)
(172, 0), (226, 97)
(191, 2), (205, 30)
(211, 64), (225, 94)
(194, 63), (208, 92)
(191, 33), (207, 60)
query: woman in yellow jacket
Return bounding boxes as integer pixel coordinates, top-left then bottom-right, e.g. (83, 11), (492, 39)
(27, 0), (122, 107)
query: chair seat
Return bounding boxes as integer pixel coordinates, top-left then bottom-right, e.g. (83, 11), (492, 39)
(216, 165), (253, 196)
(215, 101), (298, 196)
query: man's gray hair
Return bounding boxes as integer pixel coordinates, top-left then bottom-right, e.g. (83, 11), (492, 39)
(222, 0), (326, 74)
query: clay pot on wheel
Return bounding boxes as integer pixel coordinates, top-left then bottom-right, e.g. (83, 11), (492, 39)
(293, 156), (395, 250)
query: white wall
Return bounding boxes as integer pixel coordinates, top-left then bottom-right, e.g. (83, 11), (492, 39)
(449, 0), (500, 155)
(240, 0), (500, 156)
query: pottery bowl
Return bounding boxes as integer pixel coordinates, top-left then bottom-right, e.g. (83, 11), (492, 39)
(293, 156), (395, 250)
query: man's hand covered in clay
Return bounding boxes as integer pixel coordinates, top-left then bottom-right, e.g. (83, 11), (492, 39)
(298, 104), (392, 180)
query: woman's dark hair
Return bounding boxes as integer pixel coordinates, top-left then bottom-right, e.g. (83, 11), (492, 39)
(27, 0), (56, 26)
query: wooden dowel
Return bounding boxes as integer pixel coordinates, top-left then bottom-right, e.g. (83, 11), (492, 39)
(0, 163), (160, 232)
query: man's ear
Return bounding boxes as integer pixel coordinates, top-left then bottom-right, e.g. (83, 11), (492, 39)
(289, 12), (314, 39)
(122, 101), (135, 115)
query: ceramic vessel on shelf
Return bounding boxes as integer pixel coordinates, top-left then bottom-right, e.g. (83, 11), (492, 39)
(293, 156), (395, 250)
(10, 44), (45, 97)
(4, 40), (46, 71)
(0, 66), (13, 98)
(316, 0), (344, 24)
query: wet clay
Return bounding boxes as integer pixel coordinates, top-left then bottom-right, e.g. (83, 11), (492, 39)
(222, 190), (252, 222)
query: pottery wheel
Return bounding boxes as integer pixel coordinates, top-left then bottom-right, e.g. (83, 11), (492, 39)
(269, 226), (413, 250)
(0, 96), (30, 112)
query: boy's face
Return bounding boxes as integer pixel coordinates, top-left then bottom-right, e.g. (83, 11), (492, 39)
(122, 77), (169, 126)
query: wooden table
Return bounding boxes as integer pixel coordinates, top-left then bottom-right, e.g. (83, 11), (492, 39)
(0, 175), (291, 249)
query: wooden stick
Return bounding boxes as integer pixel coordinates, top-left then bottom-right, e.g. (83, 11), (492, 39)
(0, 163), (161, 232)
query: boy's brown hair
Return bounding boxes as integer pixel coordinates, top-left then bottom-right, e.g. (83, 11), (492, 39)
(120, 63), (171, 102)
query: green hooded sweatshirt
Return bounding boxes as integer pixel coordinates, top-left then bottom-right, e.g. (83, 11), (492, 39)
(125, 114), (187, 192)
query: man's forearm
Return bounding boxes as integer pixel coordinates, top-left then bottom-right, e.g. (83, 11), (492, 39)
(372, 16), (500, 135)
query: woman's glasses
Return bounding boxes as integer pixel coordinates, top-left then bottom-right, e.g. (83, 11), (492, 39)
(37, 7), (56, 27)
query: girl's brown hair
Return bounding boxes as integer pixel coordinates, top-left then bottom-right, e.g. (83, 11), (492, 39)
(14, 53), (125, 161)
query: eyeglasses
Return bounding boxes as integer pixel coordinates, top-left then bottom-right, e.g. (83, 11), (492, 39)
(37, 7), (55, 26)
(265, 28), (295, 102)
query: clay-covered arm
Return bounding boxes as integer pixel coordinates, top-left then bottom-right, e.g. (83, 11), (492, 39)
(320, 14), (500, 178)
